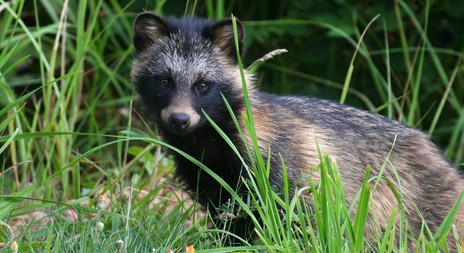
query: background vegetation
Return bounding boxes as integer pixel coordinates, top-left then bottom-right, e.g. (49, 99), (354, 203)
(1, 0), (463, 252)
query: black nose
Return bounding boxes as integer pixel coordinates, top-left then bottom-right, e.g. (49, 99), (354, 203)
(168, 113), (190, 131)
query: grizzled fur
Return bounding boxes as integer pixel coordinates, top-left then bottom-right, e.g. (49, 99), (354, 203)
(131, 12), (464, 249)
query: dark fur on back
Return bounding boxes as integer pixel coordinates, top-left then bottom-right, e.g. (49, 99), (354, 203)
(131, 12), (464, 250)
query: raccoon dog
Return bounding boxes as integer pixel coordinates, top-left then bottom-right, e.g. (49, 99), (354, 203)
(131, 12), (464, 249)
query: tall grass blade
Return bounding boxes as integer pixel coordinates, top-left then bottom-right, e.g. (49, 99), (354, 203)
(340, 14), (380, 104)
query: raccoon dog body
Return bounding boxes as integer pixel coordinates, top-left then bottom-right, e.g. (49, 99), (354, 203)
(131, 12), (464, 248)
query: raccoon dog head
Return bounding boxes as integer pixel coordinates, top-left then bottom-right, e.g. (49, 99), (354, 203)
(131, 12), (246, 136)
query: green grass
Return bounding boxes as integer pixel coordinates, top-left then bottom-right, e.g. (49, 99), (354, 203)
(1, 0), (464, 252)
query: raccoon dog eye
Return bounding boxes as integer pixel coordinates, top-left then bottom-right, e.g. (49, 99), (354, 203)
(159, 78), (171, 87)
(194, 82), (209, 93)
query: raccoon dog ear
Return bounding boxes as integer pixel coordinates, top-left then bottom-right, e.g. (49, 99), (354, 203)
(133, 11), (169, 52)
(206, 18), (245, 61)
